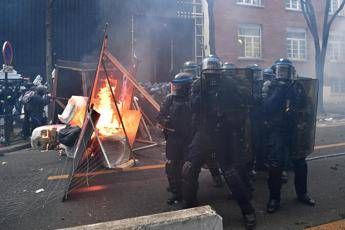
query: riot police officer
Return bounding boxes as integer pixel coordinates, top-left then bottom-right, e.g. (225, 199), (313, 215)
(263, 58), (316, 213)
(27, 85), (50, 131)
(263, 68), (274, 81)
(182, 61), (199, 79)
(262, 67), (290, 185)
(182, 56), (256, 229)
(157, 72), (193, 205)
(221, 62), (236, 75)
(183, 60), (224, 188)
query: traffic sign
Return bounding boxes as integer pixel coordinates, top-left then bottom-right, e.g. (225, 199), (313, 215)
(2, 41), (13, 66)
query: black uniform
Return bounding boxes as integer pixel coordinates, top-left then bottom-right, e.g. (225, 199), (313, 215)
(158, 94), (192, 204)
(27, 93), (49, 131)
(263, 78), (315, 213)
(182, 65), (256, 229)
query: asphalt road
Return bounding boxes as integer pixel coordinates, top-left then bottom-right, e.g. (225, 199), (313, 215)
(0, 125), (345, 230)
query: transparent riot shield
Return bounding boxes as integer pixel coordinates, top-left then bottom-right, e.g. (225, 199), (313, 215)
(290, 78), (319, 158)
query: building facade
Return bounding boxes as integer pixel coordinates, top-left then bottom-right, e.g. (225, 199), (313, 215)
(213, 0), (345, 106)
(0, 0), (209, 82)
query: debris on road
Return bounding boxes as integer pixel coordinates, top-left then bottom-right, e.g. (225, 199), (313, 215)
(330, 165), (338, 171)
(35, 188), (45, 194)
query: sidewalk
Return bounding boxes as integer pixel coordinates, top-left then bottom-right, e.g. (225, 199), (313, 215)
(0, 140), (30, 155)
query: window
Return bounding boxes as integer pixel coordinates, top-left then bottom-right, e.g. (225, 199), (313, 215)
(330, 79), (345, 93)
(237, 0), (262, 7)
(286, 28), (307, 60)
(285, 0), (301, 10)
(328, 32), (345, 62)
(238, 24), (262, 58)
(329, 0), (345, 16)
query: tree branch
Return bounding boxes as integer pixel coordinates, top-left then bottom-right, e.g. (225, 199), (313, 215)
(301, 0), (321, 52)
(327, 0), (345, 28)
(322, 0), (345, 56)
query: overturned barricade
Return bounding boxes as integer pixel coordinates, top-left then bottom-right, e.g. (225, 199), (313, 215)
(62, 33), (161, 200)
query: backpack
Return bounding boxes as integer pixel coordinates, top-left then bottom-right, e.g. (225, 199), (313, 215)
(21, 91), (35, 104)
(58, 125), (81, 147)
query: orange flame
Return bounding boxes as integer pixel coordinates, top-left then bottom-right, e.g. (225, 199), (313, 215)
(92, 81), (123, 138)
(89, 76), (142, 147)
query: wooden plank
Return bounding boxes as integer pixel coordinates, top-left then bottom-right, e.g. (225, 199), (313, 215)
(104, 50), (160, 112)
(305, 219), (345, 230)
(56, 99), (66, 109)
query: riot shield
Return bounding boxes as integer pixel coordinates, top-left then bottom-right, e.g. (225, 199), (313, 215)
(219, 68), (253, 111)
(216, 68), (254, 164)
(290, 78), (318, 158)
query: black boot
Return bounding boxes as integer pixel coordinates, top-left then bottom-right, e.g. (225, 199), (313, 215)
(223, 167), (255, 225)
(267, 166), (282, 213)
(297, 194), (316, 206)
(181, 161), (200, 209)
(266, 199), (280, 213)
(294, 158), (310, 199)
(167, 193), (182, 205)
(243, 212), (256, 230)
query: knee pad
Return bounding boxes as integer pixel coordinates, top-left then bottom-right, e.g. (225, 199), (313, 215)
(223, 167), (239, 179)
(166, 160), (183, 174)
(165, 160), (173, 174)
(182, 161), (193, 179)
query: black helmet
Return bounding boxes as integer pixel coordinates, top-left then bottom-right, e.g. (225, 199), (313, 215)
(171, 72), (193, 97)
(221, 62), (236, 76)
(183, 61), (199, 78)
(201, 55), (221, 71)
(247, 64), (262, 81)
(263, 68), (274, 80)
(274, 58), (295, 80)
(222, 62), (236, 70)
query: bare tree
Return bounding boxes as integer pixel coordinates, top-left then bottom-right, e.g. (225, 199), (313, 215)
(301, 0), (345, 112)
(46, 0), (55, 88)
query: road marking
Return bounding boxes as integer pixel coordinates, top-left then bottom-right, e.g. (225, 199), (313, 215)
(47, 163), (165, 181)
(305, 219), (345, 229)
(314, 142), (345, 150)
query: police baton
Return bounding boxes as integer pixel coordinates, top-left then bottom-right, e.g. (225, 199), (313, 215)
(157, 123), (175, 132)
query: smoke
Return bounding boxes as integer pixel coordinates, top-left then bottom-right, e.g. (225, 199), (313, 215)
(94, 0), (194, 83)
(323, 14), (345, 112)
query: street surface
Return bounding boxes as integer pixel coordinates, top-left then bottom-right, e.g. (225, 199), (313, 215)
(0, 125), (345, 230)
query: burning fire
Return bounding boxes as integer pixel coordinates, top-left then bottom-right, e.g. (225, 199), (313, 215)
(92, 81), (123, 138)
(89, 76), (142, 146)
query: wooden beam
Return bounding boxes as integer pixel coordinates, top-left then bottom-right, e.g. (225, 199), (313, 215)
(56, 99), (66, 109)
(104, 50), (160, 112)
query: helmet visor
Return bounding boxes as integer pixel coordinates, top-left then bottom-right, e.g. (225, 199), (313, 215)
(253, 70), (263, 81)
(276, 65), (291, 79)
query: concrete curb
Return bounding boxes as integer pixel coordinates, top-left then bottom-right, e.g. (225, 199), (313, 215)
(0, 141), (31, 155)
(58, 205), (223, 230)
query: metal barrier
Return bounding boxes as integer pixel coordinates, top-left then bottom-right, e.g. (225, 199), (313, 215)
(0, 112), (31, 145)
